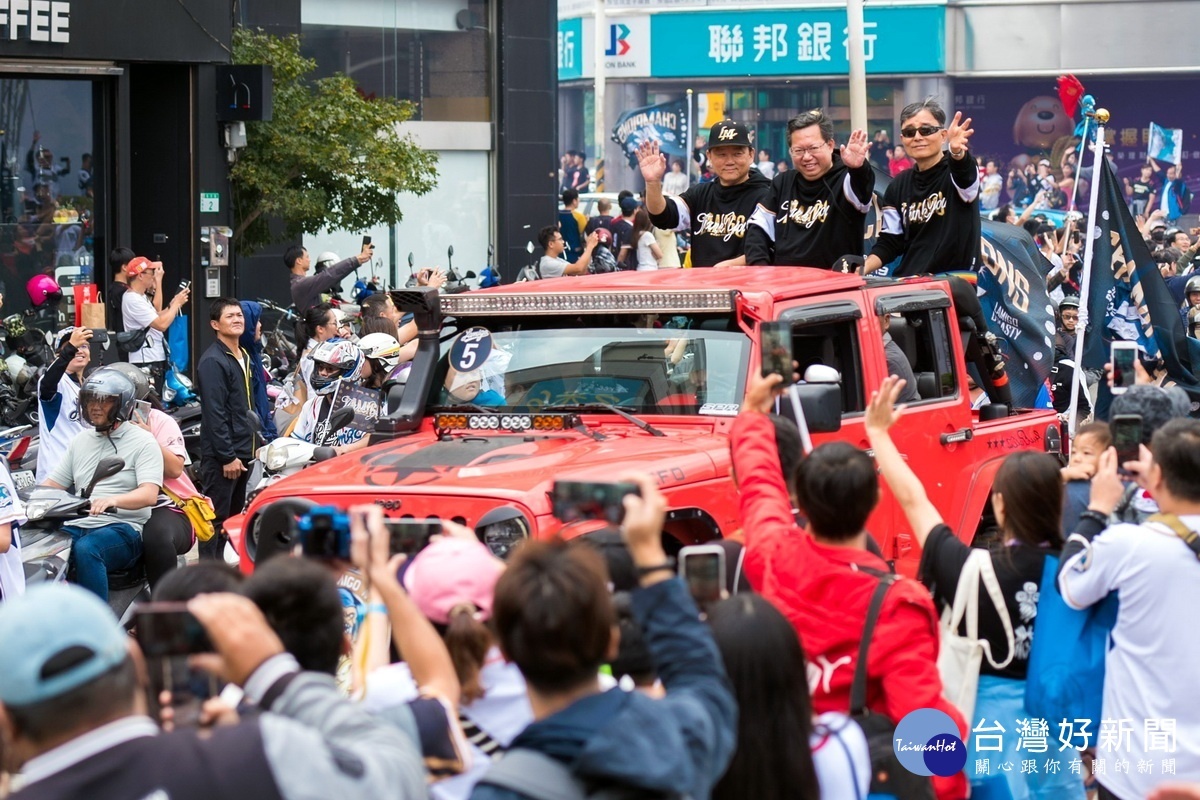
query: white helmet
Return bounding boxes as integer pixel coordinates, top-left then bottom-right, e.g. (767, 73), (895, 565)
(315, 251), (339, 270)
(358, 332), (402, 372)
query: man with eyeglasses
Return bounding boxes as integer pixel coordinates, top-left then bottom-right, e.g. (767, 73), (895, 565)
(744, 108), (873, 269)
(863, 99), (1015, 408)
(638, 120), (771, 268)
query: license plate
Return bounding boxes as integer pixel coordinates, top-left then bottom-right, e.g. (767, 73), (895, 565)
(12, 470), (34, 490)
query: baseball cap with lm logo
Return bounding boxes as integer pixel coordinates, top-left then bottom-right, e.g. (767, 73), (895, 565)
(707, 120), (753, 150)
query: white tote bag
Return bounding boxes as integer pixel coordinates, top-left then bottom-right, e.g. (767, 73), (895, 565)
(937, 549), (1015, 724)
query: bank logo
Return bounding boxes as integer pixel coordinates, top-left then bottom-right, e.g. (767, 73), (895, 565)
(605, 23), (630, 56)
(893, 708), (967, 777)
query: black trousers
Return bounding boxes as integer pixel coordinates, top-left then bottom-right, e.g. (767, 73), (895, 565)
(143, 505), (194, 588)
(197, 457), (250, 560)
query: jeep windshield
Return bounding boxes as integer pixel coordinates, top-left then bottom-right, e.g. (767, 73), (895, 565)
(429, 312), (749, 416)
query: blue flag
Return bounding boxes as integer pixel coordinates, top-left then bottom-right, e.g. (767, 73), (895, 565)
(610, 98), (690, 169)
(1084, 155), (1200, 411)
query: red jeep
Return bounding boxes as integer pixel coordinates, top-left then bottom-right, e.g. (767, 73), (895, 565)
(228, 268), (1060, 577)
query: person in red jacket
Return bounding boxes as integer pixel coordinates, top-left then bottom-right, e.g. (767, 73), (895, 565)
(731, 370), (968, 800)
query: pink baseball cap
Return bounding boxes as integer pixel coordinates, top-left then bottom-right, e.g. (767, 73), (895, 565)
(402, 537), (504, 625)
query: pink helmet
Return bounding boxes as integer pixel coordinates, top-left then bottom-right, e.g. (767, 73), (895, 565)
(26, 274), (62, 308)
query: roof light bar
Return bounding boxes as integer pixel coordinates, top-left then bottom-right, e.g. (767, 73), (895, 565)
(440, 290), (735, 316)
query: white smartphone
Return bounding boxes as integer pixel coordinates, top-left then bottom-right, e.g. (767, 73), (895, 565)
(132, 399), (151, 425)
(1110, 341), (1138, 395)
(678, 544), (726, 611)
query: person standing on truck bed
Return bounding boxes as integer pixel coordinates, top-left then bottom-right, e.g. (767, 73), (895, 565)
(639, 120), (771, 268)
(744, 109), (875, 269)
(862, 99), (1014, 408)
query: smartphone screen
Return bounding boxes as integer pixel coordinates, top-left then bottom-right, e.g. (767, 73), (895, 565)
(385, 519), (442, 556)
(760, 321), (794, 385)
(679, 546), (725, 610)
(132, 399), (151, 425)
(1111, 414), (1142, 473)
(149, 655), (220, 728)
(551, 481), (640, 525)
(134, 604), (214, 658)
(1111, 343), (1137, 392)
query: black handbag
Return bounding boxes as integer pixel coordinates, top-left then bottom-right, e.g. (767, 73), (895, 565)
(849, 574), (937, 800)
(116, 326), (150, 353)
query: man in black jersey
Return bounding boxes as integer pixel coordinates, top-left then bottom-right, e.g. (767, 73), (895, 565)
(863, 99), (1014, 407)
(639, 120), (771, 267)
(744, 108), (874, 269)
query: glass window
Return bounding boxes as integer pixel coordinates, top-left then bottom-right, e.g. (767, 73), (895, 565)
(786, 319), (865, 414)
(0, 77), (100, 317)
(301, 0), (491, 122)
(885, 308), (959, 402)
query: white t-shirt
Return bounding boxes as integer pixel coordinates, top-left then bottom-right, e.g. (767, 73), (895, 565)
(36, 372), (85, 484)
(811, 712), (871, 799)
(291, 394), (366, 449)
(0, 461), (27, 601)
(363, 646), (533, 800)
(980, 173), (1003, 210)
(1059, 517), (1200, 799)
(635, 231), (659, 271)
(121, 291), (166, 363)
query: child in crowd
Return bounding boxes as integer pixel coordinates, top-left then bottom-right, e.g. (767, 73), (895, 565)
(1061, 421), (1111, 537)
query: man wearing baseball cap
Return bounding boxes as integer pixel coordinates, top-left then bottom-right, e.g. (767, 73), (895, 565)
(637, 119), (770, 267)
(0, 583), (424, 798)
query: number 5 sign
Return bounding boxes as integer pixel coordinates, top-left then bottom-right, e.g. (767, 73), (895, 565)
(450, 327), (493, 372)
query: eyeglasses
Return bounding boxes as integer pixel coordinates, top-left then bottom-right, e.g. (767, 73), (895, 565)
(789, 143), (829, 158)
(900, 125), (942, 139)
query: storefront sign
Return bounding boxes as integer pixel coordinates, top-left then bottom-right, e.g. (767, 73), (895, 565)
(558, 15), (653, 80)
(0, 0), (70, 43)
(650, 6), (945, 77)
(558, 17), (584, 80)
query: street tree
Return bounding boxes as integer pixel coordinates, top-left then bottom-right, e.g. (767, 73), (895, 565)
(230, 28), (439, 254)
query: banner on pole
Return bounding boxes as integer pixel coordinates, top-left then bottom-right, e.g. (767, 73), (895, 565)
(611, 97), (691, 168)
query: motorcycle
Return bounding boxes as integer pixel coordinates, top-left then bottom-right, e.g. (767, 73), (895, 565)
(405, 246), (477, 294)
(20, 456), (150, 626)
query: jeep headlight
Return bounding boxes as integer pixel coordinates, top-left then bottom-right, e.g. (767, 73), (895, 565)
(476, 507), (531, 560)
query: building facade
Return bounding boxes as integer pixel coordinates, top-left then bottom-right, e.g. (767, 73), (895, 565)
(559, 0), (1200, 192)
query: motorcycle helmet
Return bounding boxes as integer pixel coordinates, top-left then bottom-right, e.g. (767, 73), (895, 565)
(594, 227), (613, 248)
(309, 338), (363, 396)
(26, 274), (62, 308)
(106, 362), (152, 401)
(53, 326), (76, 352)
(1059, 296), (1080, 312)
(358, 332), (402, 373)
(79, 368), (137, 432)
(353, 279), (374, 304)
(314, 251), (339, 272)
(1186, 275), (1200, 297)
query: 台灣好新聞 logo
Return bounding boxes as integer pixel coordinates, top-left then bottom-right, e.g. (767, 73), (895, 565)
(893, 708), (967, 777)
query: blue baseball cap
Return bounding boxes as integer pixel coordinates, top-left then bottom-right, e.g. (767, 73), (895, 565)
(0, 584), (129, 707)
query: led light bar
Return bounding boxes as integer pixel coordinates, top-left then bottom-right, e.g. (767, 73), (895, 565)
(435, 412), (580, 432)
(439, 290), (735, 316)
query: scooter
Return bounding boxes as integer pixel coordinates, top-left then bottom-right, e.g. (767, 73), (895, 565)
(21, 456), (150, 626)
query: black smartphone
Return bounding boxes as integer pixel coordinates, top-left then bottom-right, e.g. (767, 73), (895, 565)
(1111, 414), (1142, 474)
(134, 603), (214, 658)
(551, 480), (640, 525)
(362, 235), (373, 250)
(679, 545), (725, 611)
(385, 519), (442, 556)
(89, 328), (109, 344)
(760, 321), (794, 385)
(1111, 342), (1137, 394)
(297, 508), (352, 560)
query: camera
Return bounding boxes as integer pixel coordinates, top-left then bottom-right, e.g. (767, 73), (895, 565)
(297, 506), (352, 560)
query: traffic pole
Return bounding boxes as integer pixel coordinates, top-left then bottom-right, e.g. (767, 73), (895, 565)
(846, 0), (868, 133)
(594, 0), (606, 192)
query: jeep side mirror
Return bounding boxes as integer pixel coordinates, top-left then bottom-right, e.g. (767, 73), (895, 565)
(782, 384), (842, 434)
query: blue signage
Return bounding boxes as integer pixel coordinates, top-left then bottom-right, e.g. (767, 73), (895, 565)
(558, 17), (583, 81)
(650, 6), (945, 78)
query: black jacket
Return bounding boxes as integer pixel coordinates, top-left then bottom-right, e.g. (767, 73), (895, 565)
(648, 169), (772, 267)
(870, 149), (982, 277)
(745, 151), (874, 268)
(197, 339), (254, 464)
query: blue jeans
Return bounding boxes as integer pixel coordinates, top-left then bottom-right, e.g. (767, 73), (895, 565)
(65, 522), (143, 601)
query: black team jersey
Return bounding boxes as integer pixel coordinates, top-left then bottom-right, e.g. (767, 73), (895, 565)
(648, 170), (772, 267)
(870, 150), (981, 277)
(744, 152), (874, 269)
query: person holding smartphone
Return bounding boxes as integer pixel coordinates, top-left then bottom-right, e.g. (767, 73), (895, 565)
(285, 242), (373, 314)
(122, 257), (189, 397)
(36, 327), (94, 484)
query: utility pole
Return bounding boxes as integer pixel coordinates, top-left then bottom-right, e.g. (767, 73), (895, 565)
(594, 0), (606, 190)
(846, 0), (867, 132)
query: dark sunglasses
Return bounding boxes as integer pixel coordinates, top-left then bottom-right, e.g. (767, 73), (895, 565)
(900, 125), (942, 139)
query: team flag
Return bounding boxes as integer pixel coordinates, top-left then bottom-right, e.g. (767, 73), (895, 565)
(611, 98), (691, 168)
(1148, 122), (1183, 165)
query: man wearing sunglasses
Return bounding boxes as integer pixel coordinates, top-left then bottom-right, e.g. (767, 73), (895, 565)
(638, 120), (771, 268)
(744, 108), (874, 269)
(863, 99), (1014, 407)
